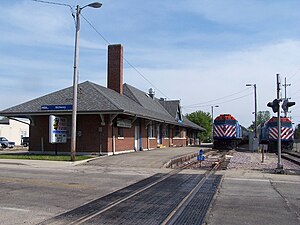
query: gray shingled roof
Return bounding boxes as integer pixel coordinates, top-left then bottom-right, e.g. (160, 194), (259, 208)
(0, 81), (204, 131)
(159, 100), (180, 118)
(123, 85), (204, 131)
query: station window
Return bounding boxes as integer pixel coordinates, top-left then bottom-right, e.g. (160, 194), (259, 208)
(174, 127), (180, 137)
(163, 126), (169, 138)
(148, 125), (155, 138)
(118, 127), (124, 138)
(182, 130), (186, 138)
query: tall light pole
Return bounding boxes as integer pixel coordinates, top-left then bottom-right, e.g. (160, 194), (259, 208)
(71, 2), (102, 162)
(246, 84), (257, 138)
(211, 105), (219, 143)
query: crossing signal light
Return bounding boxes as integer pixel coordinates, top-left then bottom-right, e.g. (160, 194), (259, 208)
(267, 99), (280, 113)
(282, 99), (295, 113)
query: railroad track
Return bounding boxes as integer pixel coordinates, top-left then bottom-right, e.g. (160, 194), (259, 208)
(39, 155), (223, 225)
(282, 151), (300, 166)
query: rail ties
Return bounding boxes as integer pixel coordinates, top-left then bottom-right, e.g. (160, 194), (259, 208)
(165, 175), (222, 225)
(162, 163), (222, 225)
(282, 151), (300, 166)
(39, 153), (224, 225)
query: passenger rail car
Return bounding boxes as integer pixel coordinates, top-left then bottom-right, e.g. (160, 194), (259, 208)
(259, 117), (294, 152)
(213, 114), (242, 149)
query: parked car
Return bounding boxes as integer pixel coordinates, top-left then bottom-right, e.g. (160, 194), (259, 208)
(0, 137), (15, 148)
(21, 137), (29, 147)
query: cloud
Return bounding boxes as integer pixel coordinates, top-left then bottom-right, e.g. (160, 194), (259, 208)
(174, 0), (300, 27)
(124, 39), (300, 127)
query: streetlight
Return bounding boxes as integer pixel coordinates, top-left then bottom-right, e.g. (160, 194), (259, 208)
(246, 84), (257, 138)
(211, 105), (219, 143)
(71, 2), (102, 162)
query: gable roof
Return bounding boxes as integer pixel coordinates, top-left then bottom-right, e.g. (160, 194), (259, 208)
(123, 84), (172, 116)
(0, 81), (204, 131)
(159, 100), (181, 118)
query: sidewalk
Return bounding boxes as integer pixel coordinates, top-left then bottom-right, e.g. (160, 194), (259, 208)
(207, 151), (300, 225)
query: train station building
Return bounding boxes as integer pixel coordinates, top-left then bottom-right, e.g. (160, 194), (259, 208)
(0, 44), (204, 155)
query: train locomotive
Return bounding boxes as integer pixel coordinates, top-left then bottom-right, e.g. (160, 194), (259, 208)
(259, 117), (294, 152)
(213, 114), (242, 149)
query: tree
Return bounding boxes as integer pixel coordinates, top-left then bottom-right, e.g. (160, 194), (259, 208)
(248, 110), (271, 130)
(186, 111), (211, 142)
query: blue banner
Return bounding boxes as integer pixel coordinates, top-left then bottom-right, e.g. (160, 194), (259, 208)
(41, 105), (73, 110)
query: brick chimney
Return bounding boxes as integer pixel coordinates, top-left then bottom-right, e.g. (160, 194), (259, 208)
(107, 44), (123, 95)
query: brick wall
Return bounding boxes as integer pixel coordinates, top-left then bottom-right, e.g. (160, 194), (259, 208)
(114, 125), (135, 152)
(30, 115), (103, 153)
(29, 115), (196, 154)
(76, 115), (101, 152)
(30, 116), (71, 152)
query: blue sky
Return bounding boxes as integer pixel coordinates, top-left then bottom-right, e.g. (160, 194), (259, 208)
(1, 0), (300, 127)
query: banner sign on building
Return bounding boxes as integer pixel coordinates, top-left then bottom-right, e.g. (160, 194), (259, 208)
(49, 115), (67, 143)
(42, 105), (73, 110)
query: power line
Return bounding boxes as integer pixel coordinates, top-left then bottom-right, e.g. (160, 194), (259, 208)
(287, 67), (300, 81)
(183, 92), (253, 109)
(183, 87), (252, 108)
(80, 14), (111, 45)
(31, 0), (72, 8)
(30, 0), (75, 23)
(80, 13), (170, 99)
(31, 0), (170, 99)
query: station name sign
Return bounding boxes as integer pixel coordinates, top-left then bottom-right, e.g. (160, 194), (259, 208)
(41, 105), (73, 110)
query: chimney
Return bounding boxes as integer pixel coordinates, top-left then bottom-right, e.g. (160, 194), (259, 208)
(107, 44), (123, 95)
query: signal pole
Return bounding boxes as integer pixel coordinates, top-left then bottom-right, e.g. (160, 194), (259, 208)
(282, 77), (291, 117)
(276, 74), (283, 173)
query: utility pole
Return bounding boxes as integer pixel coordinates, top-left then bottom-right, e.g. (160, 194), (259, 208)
(254, 84), (257, 138)
(70, 5), (80, 162)
(70, 2), (102, 162)
(276, 74), (283, 173)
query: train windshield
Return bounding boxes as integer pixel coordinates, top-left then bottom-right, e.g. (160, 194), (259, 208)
(214, 120), (236, 125)
(268, 122), (292, 127)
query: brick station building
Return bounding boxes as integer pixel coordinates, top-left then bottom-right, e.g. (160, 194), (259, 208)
(0, 44), (204, 155)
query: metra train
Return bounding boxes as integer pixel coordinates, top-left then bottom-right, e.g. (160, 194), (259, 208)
(259, 117), (294, 152)
(213, 114), (242, 149)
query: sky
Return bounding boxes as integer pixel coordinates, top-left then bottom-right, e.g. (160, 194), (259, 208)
(1, 0), (300, 128)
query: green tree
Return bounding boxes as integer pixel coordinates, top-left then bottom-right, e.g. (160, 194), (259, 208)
(186, 111), (211, 142)
(248, 110), (271, 130)
(294, 124), (300, 139)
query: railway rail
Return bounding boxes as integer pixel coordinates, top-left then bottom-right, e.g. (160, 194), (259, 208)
(282, 151), (300, 166)
(39, 151), (225, 225)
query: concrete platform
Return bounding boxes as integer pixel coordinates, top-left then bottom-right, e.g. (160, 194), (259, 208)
(206, 169), (300, 225)
(83, 146), (204, 169)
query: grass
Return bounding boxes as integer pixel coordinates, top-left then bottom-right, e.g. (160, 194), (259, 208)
(0, 154), (94, 161)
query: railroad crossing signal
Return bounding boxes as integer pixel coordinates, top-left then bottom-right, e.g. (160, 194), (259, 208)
(282, 99), (295, 113)
(267, 99), (280, 113)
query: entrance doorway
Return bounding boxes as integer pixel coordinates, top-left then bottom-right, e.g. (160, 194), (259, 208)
(134, 125), (140, 151)
(157, 124), (162, 145)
